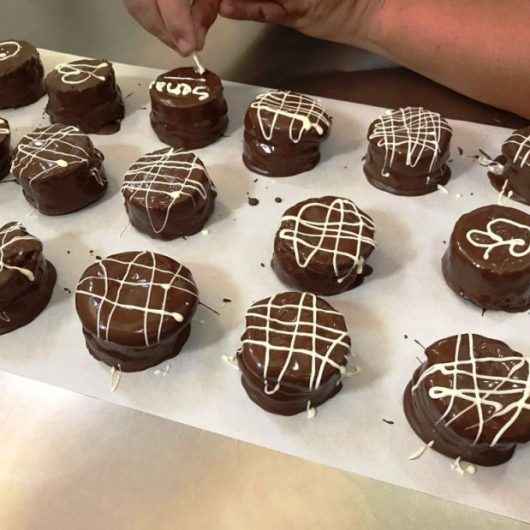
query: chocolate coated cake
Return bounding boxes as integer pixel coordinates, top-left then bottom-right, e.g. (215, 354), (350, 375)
(0, 117), (11, 180)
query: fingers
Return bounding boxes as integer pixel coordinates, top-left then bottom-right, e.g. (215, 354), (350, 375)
(156, 0), (197, 56)
(123, 0), (178, 50)
(192, 0), (221, 50)
(219, 0), (287, 23)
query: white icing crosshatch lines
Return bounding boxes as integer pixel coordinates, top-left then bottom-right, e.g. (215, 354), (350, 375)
(504, 131), (530, 168)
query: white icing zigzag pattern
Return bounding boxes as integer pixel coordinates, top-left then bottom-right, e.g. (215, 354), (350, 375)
(369, 107), (452, 177)
(0, 40), (21, 62)
(0, 223), (37, 282)
(154, 74), (210, 101)
(242, 292), (350, 395)
(467, 217), (530, 260)
(250, 90), (331, 144)
(413, 334), (530, 447)
(55, 61), (108, 85)
(122, 148), (211, 234)
(504, 132), (530, 168)
(76, 252), (198, 347)
(279, 198), (375, 282)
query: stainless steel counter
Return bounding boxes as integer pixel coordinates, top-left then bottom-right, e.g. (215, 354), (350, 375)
(0, 2), (529, 528)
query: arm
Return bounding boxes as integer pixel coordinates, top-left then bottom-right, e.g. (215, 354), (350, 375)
(220, 0), (530, 119)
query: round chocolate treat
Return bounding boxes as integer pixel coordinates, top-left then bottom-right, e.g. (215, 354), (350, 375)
(488, 127), (530, 205)
(45, 58), (125, 134)
(0, 40), (45, 109)
(404, 334), (530, 466)
(12, 124), (107, 215)
(76, 251), (198, 372)
(150, 67), (228, 149)
(243, 90), (332, 177)
(443, 204), (530, 312)
(364, 107), (453, 195)
(121, 148), (216, 240)
(272, 197), (376, 296)
(0, 117), (11, 180)
(237, 291), (351, 416)
(0, 222), (57, 335)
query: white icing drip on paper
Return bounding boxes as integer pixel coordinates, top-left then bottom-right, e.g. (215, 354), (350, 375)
(466, 217), (530, 260)
(0, 223), (37, 282)
(437, 184), (449, 194)
(222, 354), (240, 369)
(279, 198), (375, 282)
(121, 149), (211, 235)
(412, 334), (530, 447)
(250, 91), (331, 144)
(369, 107), (452, 177)
(0, 40), (21, 61)
(76, 252), (198, 347)
(242, 292), (350, 396)
(504, 132), (530, 168)
(451, 457), (476, 476)
(154, 73), (210, 101)
(55, 61), (108, 85)
(110, 365), (121, 392)
(306, 401), (317, 419)
(408, 440), (434, 461)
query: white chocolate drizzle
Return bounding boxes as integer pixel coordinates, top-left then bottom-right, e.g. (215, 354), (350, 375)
(279, 198), (375, 282)
(0, 223), (38, 282)
(76, 251), (198, 347)
(55, 61), (109, 85)
(121, 148), (212, 235)
(504, 131), (530, 168)
(466, 217), (530, 260)
(412, 334), (530, 447)
(110, 365), (122, 392)
(242, 292), (350, 396)
(0, 40), (21, 61)
(369, 107), (452, 177)
(408, 440), (434, 461)
(250, 91), (331, 144)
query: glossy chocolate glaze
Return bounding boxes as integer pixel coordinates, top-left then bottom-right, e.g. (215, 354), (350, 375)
(45, 58), (125, 134)
(443, 205), (530, 312)
(488, 127), (530, 205)
(364, 107), (452, 196)
(150, 67), (228, 149)
(0, 222), (56, 335)
(0, 117), (11, 180)
(237, 291), (350, 416)
(272, 196), (376, 295)
(404, 334), (530, 466)
(243, 90), (332, 177)
(0, 40), (45, 109)
(76, 251), (198, 372)
(12, 124), (107, 215)
(121, 148), (216, 240)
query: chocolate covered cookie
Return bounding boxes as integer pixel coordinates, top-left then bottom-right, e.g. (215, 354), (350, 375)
(243, 90), (332, 177)
(45, 58), (125, 134)
(150, 67), (228, 149)
(364, 107), (452, 195)
(237, 291), (351, 416)
(272, 196), (376, 296)
(443, 204), (530, 312)
(76, 251), (198, 372)
(0, 40), (45, 109)
(0, 222), (56, 334)
(12, 124), (107, 215)
(488, 127), (530, 204)
(121, 147), (216, 240)
(0, 117), (11, 180)
(404, 334), (530, 466)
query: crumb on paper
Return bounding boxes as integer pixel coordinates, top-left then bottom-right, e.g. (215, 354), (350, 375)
(382, 419), (395, 425)
(457, 147), (464, 156)
(63, 287), (72, 294)
(404, 334), (409, 339)
(222, 298), (232, 303)
(275, 197), (283, 203)
(248, 197), (259, 206)
(260, 262), (266, 268)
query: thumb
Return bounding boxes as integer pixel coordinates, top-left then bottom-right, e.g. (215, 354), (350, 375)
(192, 0), (221, 50)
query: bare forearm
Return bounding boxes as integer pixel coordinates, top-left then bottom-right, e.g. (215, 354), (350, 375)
(349, 0), (530, 118)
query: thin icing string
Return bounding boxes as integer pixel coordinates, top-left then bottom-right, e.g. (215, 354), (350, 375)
(242, 293), (350, 395)
(279, 198), (375, 282)
(369, 107), (452, 177)
(76, 251), (198, 347)
(412, 334), (530, 447)
(122, 149), (211, 234)
(0, 223), (38, 281)
(466, 217), (530, 260)
(0, 40), (21, 61)
(250, 91), (331, 144)
(192, 53), (205, 75)
(55, 61), (108, 85)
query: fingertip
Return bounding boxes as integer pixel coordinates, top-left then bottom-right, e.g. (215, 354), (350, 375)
(176, 38), (195, 56)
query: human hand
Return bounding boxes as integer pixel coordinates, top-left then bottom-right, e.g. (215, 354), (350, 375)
(219, 0), (380, 48)
(124, 0), (220, 56)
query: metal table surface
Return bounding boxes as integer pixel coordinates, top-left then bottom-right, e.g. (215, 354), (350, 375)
(1, 2), (529, 529)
